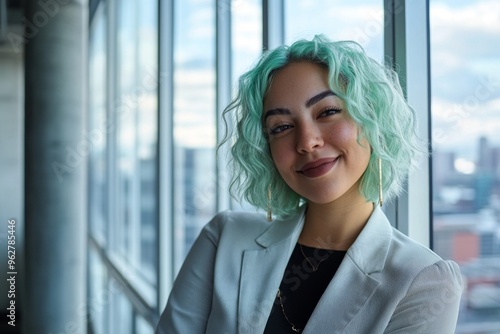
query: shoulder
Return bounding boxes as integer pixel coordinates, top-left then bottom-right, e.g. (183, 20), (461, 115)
(356, 206), (463, 292)
(389, 227), (442, 267)
(382, 233), (463, 332)
(200, 210), (275, 246)
(204, 210), (270, 232)
(385, 227), (463, 296)
(201, 209), (304, 251)
(386, 235), (463, 331)
(389, 227), (454, 269)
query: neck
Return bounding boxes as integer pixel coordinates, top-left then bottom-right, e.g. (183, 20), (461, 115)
(299, 193), (374, 251)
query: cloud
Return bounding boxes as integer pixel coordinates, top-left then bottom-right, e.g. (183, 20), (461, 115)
(430, 0), (500, 156)
(432, 97), (500, 158)
(430, 0), (500, 76)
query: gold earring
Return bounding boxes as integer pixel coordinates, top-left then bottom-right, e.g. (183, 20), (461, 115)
(267, 186), (272, 222)
(378, 157), (383, 207)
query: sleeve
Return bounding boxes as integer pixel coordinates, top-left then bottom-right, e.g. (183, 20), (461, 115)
(155, 213), (225, 334)
(384, 260), (464, 334)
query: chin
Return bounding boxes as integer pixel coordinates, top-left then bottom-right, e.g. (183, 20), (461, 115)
(303, 193), (343, 205)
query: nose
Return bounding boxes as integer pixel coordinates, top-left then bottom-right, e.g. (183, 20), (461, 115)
(296, 122), (324, 153)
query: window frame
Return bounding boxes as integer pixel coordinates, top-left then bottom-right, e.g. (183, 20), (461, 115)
(384, 0), (432, 247)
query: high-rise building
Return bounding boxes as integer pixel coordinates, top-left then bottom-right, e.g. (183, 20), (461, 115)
(432, 150), (456, 187)
(478, 136), (494, 173)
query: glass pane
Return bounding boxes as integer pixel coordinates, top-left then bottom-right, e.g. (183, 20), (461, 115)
(135, 315), (155, 334)
(173, 0), (217, 273)
(430, 1), (500, 332)
(115, 0), (159, 286)
(116, 0), (137, 258)
(137, 0), (159, 286)
(89, 4), (107, 241)
(110, 286), (133, 334)
(88, 248), (108, 334)
(231, 0), (262, 83)
(230, 0), (262, 211)
(285, 0), (384, 61)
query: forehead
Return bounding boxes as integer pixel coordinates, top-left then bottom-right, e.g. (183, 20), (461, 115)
(264, 61), (331, 106)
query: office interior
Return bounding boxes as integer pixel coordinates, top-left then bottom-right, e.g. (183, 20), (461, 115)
(1, 0), (499, 333)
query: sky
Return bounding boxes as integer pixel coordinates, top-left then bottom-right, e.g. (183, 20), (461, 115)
(430, 0), (500, 163)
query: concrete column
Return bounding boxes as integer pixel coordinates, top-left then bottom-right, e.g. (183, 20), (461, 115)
(24, 0), (87, 333)
(0, 29), (24, 330)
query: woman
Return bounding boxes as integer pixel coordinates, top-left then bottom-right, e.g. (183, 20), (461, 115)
(156, 35), (463, 333)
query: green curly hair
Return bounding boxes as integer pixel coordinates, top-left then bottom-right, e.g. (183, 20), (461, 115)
(219, 35), (421, 217)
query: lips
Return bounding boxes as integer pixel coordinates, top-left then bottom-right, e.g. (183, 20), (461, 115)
(298, 157), (339, 178)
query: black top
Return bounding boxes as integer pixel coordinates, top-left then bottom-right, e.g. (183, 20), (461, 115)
(264, 243), (346, 333)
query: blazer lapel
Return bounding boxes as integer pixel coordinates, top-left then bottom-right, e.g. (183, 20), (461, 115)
(303, 256), (381, 333)
(237, 207), (306, 334)
(303, 206), (392, 333)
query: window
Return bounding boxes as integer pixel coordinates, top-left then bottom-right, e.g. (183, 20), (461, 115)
(285, 0), (384, 61)
(88, 0), (159, 332)
(136, 0), (159, 287)
(88, 4), (109, 332)
(110, 289), (133, 334)
(173, 0), (217, 273)
(88, 248), (108, 334)
(229, 0), (263, 211)
(89, 1), (107, 244)
(430, 0), (500, 332)
(231, 0), (262, 84)
(135, 316), (155, 334)
(114, 0), (159, 284)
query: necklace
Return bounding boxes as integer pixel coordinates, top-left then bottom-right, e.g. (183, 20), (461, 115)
(276, 288), (302, 333)
(299, 243), (325, 271)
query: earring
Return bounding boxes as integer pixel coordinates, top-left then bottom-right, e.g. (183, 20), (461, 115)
(267, 186), (272, 222)
(378, 157), (383, 207)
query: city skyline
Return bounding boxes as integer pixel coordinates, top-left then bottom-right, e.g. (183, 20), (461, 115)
(434, 135), (500, 175)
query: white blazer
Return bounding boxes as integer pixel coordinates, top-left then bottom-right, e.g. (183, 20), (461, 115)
(156, 205), (463, 333)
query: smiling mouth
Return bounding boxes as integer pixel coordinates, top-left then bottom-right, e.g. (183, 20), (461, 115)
(299, 157), (339, 178)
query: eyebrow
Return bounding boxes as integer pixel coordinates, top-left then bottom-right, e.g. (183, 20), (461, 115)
(263, 108), (291, 122)
(305, 90), (336, 108)
(263, 90), (336, 122)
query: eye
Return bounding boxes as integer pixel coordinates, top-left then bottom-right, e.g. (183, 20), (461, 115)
(319, 107), (342, 118)
(268, 123), (293, 135)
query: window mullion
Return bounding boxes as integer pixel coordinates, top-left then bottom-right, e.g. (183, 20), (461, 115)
(216, 0), (232, 212)
(384, 0), (431, 247)
(263, 0), (284, 50)
(158, 0), (175, 311)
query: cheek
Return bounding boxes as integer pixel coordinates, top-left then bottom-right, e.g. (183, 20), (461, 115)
(269, 142), (291, 174)
(327, 121), (359, 146)
(269, 142), (283, 164)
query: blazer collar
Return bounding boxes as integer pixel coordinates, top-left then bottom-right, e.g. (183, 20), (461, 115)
(237, 206), (306, 333)
(254, 204), (393, 275)
(346, 204), (392, 274)
(254, 204), (307, 248)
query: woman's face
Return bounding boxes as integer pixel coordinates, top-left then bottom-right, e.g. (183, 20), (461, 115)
(263, 61), (371, 205)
